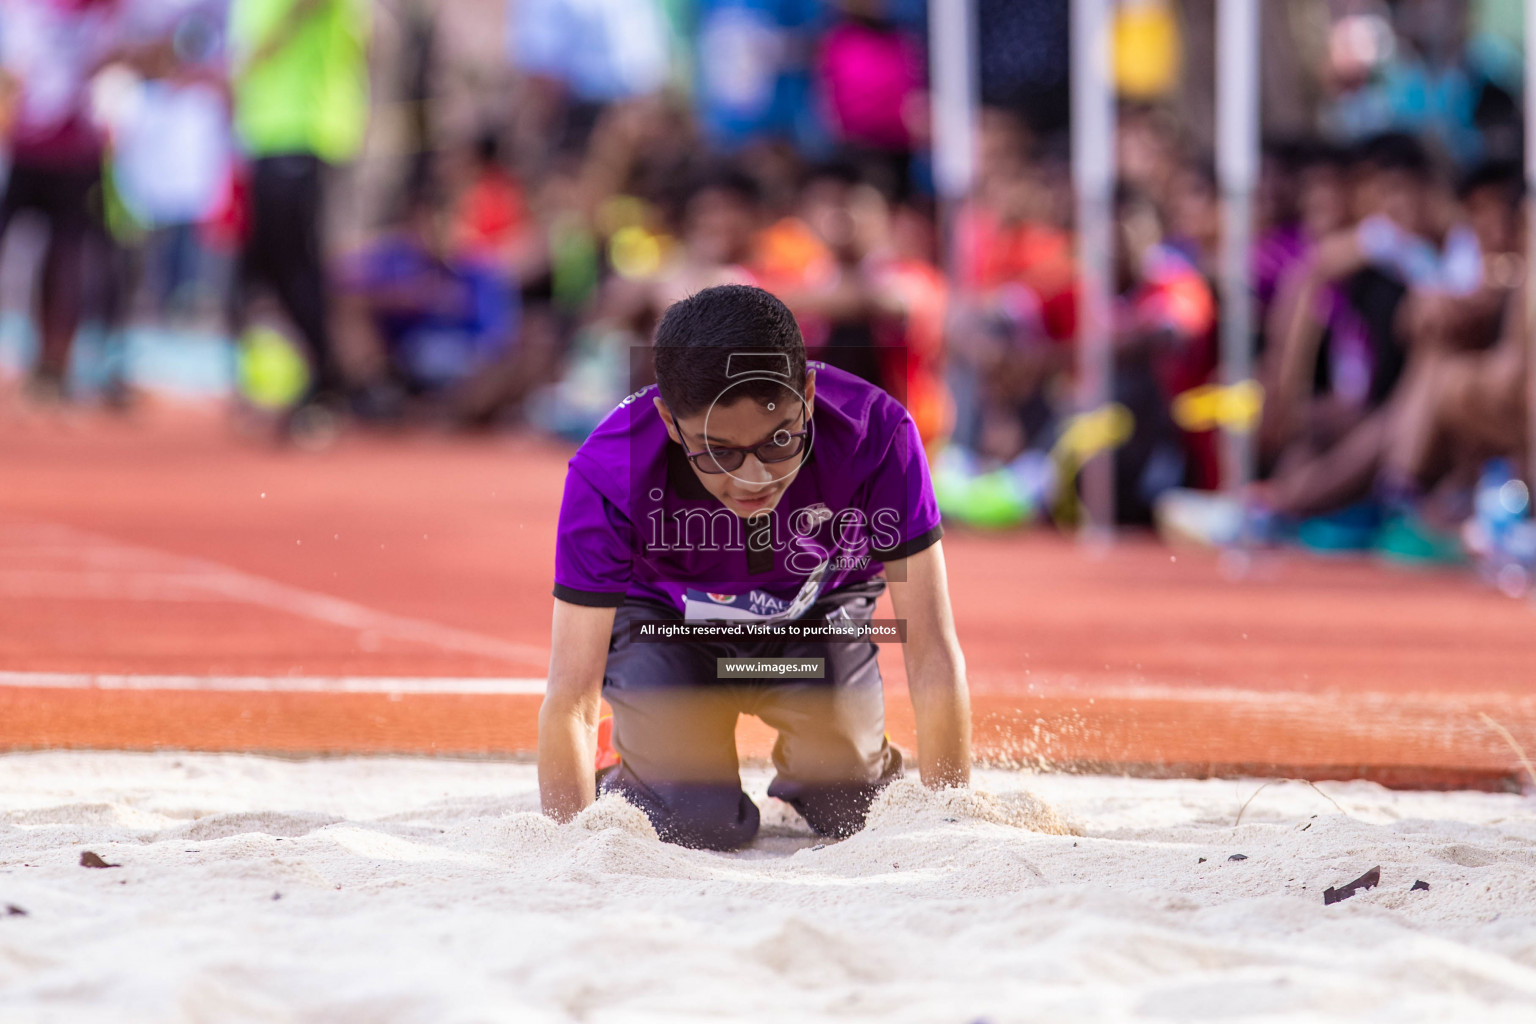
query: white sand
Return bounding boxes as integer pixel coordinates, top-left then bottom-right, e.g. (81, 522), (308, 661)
(2, 753), (1534, 1023)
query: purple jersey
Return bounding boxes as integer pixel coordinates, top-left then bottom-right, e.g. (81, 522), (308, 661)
(553, 362), (943, 619)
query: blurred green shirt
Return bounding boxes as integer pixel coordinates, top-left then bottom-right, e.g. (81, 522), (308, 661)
(229, 0), (370, 163)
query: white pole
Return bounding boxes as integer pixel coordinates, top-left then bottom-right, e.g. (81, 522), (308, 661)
(930, 0), (979, 393)
(1217, 0), (1260, 500)
(929, 0), (978, 208)
(1072, 0), (1116, 537)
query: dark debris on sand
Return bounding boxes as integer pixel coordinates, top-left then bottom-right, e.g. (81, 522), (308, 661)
(1324, 866), (1381, 905)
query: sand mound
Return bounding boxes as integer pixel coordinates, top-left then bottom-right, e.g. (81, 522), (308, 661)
(864, 777), (1081, 835)
(572, 793), (660, 839)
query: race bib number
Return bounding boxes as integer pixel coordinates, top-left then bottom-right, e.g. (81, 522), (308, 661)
(682, 559), (832, 624)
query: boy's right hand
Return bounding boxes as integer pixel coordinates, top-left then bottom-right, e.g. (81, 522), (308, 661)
(538, 601), (617, 821)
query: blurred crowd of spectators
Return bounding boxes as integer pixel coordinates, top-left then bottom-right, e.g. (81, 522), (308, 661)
(0, 0), (1531, 585)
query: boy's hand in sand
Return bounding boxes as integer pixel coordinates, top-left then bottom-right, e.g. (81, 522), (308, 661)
(539, 601), (615, 821)
(887, 542), (972, 789)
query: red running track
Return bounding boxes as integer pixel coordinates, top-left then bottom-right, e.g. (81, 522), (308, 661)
(2, 405), (1533, 790)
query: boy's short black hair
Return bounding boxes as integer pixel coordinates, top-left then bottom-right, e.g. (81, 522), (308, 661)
(653, 285), (807, 419)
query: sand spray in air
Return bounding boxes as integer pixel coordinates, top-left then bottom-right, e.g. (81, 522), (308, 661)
(863, 778), (1080, 835)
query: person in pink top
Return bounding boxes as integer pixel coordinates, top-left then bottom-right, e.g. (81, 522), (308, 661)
(817, 1), (922, 194)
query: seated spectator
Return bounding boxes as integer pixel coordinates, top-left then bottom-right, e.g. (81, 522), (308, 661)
(1252, 141), (1353, 361)
(451, 129), (537, 276)
(753, 158), (950, 443)
(936, 182), (1214, 530)
(594, 162), (763, 346)
(771, 160), (900, 393)
(1162, 159), (1526, 560)
(1163, 158), (1224, 488)
(1253, 161), (1525, 543)
(522, 165), (763, 439)
(945, 113), (1077, 465)
(1108, 183), (1216, 523)
(867, 197), (951, 448)
(339, 188), (518, 404)
(651, 165), (763, 306)
(1166, 160), (1221, 282)
(1259, 134), (1460, 473)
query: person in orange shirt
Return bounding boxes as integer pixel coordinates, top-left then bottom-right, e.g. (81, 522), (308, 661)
(1108, 183), (1216, 522)
(753, 161), (952, 448)
(947, 138), (1079, 464)
(868, 199), (951, 449)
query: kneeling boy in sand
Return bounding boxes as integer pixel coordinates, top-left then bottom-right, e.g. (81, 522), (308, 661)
(539, 285), (970, 849)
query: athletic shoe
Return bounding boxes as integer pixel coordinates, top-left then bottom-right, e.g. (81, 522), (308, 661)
(1465, 460), (1535, 595)
(1469, 519), (1536, 596)
(1294, 502), (1383, 554)
(21, 371), (68, 406)
(1153, 488), (1289, 549)
(99, 375), (137, 413)
(1154, 488), (1237, 547)
(282, 396), (342, 451)
(348, 381), (407, 424)
(1373, 512), (1467, 566)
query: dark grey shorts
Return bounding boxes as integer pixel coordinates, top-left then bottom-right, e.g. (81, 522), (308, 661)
(599, 581), (902, 850)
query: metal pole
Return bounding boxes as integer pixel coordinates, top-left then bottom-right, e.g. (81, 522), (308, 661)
(929, 0), (979, 317)
(929, 0), (978, 211)
(1217, 0), (1260, 499)
(1072, 0), (1117, 538)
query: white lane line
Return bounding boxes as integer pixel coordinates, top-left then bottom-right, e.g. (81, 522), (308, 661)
(0, 570), (217, 599)
(0, 672), (547, 695)
(0, 521), (550, 668)
(970, 681), (1536, 711)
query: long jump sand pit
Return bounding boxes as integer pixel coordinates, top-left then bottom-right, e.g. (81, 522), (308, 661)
(2, 751), (1534, 1022)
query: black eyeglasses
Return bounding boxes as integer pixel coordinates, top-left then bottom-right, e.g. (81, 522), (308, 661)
(683, 415), (812, 474)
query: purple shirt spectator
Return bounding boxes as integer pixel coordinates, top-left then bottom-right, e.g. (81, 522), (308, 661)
(1252, 223), (1310, 317)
